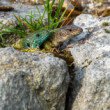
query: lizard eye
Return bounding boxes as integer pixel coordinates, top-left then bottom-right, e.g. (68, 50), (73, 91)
(27, 43), (30, 47)
(36, 34), (40, 37)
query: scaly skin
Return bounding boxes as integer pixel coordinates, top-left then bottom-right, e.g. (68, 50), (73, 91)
(13, 25), (83, 50)
(12, 30), (52, 49)
(43, 25), (83, 50)
(23, 30), (52, 49)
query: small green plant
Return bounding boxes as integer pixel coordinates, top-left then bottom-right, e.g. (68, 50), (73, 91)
(0, 0), (68, 42)
(42, 0), (66, 29)
(0, 22), (27, 42)
(102, 22), (110, 26)
(98, 0), (103, 2)
(104, 29), (110, 33)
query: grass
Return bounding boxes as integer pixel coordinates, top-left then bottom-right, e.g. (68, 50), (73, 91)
(98, 0), (103, 2)
(0, 0), (68, 43)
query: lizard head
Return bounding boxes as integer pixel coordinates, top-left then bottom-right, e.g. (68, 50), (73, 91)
(52, 25), (83, 47)
(56, 25), (83, 41)
(23, 30), (51, 49)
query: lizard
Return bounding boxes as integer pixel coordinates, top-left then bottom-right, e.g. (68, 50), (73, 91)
(12, 25), (83, 50)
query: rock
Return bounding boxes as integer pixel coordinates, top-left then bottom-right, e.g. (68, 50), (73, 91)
(17, 0), (45, 5)
(0, 0), (46, 30)
(0, 47), (70, 110)
(66, 14), (110, 110)
(67, 14), (110, 45)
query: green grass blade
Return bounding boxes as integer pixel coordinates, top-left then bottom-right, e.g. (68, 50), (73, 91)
(55, 0), (64, 19)
(13, 14), (26, 33)
(0, 34), (4, 42)
(54, 6), (68, 28)
(50, 0), (55, 9)
(51, 0), (64, 24)
(26, 11), (38, 29)
(40, 18), (65, 30)
(41, 9), (46, 24)
(19, 16), (35, 32)
(40, 0), (47, 10)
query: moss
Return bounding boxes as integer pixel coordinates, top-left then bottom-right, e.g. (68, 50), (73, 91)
(82, 59), (92, 69)
(102, 22), (109, 26)
(88, 60), (92, 65)
(104, 29), (110, 33)
(102, 35), (107, 38)
(82, 65), (88, 69)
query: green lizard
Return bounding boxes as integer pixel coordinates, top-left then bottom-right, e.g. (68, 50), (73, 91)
(23, 30), (52, 49)
(12, 25), (83, 50)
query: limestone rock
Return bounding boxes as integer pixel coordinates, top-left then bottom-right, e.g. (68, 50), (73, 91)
(68, 14), (110, 110)
(17, 0), (44, 5)
(0, 0), (46, 30)
(0, 47), (70, 110)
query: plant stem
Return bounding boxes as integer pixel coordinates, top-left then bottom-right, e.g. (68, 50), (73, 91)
(47, 0), (50, 28)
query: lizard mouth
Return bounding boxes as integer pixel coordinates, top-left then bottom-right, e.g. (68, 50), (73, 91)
(66, 26), (83, 32)
(62, 27), (83, 37)
(74, 27), (83, 35)
(60, 25), (83, 37)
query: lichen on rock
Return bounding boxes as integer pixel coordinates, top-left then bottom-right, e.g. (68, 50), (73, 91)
(0, 47), (70, 110)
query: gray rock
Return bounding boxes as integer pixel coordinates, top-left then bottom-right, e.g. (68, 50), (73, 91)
(0, 0), (47, 29)
(68, 14), (110, 110)
(0, 47), (70, 110)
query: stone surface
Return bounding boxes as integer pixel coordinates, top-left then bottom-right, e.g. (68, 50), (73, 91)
(15, 0), (45, 5)
(0, 47), (70, 110)
(67, 14), (110, 110)
(17, 0), (74, 10)
(0, 0), (46, 30)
